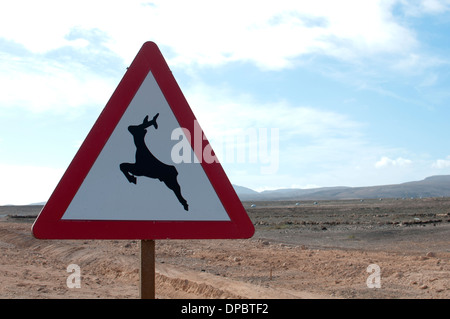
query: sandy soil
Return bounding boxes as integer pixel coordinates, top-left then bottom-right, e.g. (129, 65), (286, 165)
(0, 198), (449, 299)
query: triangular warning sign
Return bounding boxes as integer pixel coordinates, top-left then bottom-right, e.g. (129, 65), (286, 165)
(32, 42), (254, 240)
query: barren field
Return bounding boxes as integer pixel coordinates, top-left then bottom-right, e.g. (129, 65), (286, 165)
(0, 197), (449, 299)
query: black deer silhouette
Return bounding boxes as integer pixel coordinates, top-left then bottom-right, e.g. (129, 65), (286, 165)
(119, 113), (189, 211)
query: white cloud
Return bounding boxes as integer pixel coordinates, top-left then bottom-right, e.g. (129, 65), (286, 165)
(0, 0), (422, 70)
(145, 0), (419, 69)
(432, 156), (450, 169)
(375, 156), (413, 168)
(183, 82), (363, 145)
(0, 53), (116, 113)
(0, 164), (63, 205)
(400, 0), (450, 16)
(0, 0), (443, 116)
(0, 1), (131, 53)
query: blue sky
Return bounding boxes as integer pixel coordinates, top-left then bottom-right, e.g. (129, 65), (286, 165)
(1, 0), (450, 204)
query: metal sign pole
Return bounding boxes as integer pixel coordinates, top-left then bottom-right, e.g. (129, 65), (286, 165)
(140, 239), (156, 299)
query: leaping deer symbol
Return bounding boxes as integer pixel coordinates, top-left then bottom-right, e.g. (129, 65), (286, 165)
(119, 113), (189, 211)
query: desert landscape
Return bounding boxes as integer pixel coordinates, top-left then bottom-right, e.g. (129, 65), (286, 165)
(0, 197), (449, 299)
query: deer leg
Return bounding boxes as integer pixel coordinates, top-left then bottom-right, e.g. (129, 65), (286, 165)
(119, 163), (137, 184)
(163, 176), (189, 211)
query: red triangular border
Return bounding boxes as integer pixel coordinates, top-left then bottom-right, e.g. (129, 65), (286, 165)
(32, 42), (254, 240)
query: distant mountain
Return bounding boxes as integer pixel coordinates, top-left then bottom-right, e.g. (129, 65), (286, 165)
(14, 176), (450, 206)
(234, 175), (450, 201)
(232, 185), (259, 195)
(28, 202), (46, 206)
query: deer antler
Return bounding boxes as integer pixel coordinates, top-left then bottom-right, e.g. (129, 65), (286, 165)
(141, 113), (159, 129)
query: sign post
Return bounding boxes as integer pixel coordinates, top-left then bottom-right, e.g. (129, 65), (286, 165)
(31, 42), (254, 298)
(140, 240), (156, 299)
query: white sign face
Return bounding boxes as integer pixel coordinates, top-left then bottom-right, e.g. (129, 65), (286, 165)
(62, 71), (230, 221)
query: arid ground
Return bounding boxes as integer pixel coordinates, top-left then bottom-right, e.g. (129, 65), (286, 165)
(0, 197), (449, 299)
